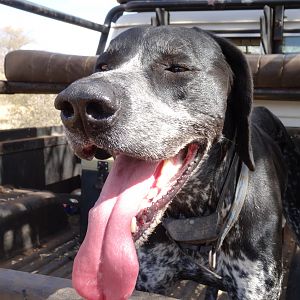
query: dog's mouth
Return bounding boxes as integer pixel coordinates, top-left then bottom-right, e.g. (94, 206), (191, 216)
(73, 142), (205, 300)
(131, 143), (201, 244)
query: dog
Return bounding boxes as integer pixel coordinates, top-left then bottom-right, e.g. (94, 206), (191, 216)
(54, 26), (300, 300)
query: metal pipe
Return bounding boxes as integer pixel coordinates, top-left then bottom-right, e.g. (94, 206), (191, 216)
(98, 0), (300, 54)
(0, 80), (68, 94)
(96, 5), (125, 54)
(285, 29), (300, 33)
(0, 0), (108, 33)
(0, 268), (175, 299)
(2, 80), (300, 101)
(254, 88), (300, 101)
(124, 0), (300, 12)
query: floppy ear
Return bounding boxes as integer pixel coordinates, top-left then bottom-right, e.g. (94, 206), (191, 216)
(212, 35), (255, 171)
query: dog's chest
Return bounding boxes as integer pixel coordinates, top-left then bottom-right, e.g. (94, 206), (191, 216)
(136, 241), (209, 293)
(217, 251), (282, 299)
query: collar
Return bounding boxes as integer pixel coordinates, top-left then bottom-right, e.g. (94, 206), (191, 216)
(163, 159), (249, 249)
(162, 142), (249, 290)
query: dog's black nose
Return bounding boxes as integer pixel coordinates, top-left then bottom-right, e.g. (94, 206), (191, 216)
(54, 79), (119, 130)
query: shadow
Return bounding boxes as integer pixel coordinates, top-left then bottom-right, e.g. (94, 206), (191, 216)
(0, 190), (68, 259)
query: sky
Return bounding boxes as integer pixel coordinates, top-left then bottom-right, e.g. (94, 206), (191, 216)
(0, 0), (116, 55)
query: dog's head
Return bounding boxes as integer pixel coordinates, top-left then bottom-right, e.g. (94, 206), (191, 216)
(55, 27), (254, 299)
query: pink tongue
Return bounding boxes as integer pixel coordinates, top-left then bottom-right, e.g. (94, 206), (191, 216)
(73, 154), (160, 300)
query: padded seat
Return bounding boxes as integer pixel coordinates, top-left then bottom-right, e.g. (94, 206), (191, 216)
(4, 50), (97, 84)
(248, 54), (300, 89)
(2, 50), (300, 100)
(4, 50), (300, 89)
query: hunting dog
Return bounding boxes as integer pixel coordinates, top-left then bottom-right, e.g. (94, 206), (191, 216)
(55, 27), (300, 300)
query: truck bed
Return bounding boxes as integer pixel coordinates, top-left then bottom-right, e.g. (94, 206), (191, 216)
(0, 210), (298, 300)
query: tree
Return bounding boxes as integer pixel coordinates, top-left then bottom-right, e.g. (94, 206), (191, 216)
(0, 26), (32, 57)
(0, 26), (61, 129)
(0, 26), (32, 75)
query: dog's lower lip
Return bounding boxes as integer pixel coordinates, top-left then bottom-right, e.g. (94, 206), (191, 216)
(78, 145), (112, 160)
(81, 144), (97, 160)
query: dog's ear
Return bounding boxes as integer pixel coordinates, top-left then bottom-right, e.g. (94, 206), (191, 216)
(213, 35), (255, 171)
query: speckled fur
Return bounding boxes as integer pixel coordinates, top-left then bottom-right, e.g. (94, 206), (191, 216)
(135, 116), (290, 299)
(56, 27), (300, 300)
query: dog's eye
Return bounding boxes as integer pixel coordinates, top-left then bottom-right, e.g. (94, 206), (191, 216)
(166, 64), (189, 73)
(98, 64), (109, 72)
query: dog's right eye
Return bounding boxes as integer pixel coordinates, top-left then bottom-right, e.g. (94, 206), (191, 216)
(97, 64), (109, 72)
(166, 64), (189, 73)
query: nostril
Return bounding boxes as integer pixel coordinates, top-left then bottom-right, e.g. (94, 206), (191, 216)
(61, 101), (74, 119)
(86, 101), (115, 120)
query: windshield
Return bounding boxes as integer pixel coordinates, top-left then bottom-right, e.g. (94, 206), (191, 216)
(283, 36), (300, 53)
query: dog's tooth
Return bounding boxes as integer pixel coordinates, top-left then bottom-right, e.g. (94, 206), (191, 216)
(157, 160), (172, 188)
(162, 159), (173, 170)
(147, 187), (159, 199)
(131, 217), (137, 234)
(157, 159), (181, 188)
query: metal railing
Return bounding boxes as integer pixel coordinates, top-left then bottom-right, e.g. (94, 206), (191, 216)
(2, 0), (300, 54)
(1, 0), (300, 100)
(0, 0), (108, 33)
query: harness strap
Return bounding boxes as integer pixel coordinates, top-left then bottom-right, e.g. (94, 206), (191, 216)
(215, 162), (249, 251)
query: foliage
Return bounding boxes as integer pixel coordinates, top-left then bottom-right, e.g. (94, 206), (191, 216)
(0, 26), (61, 129)
(0, 26), (32, 74)
(0, 94), (61, 129)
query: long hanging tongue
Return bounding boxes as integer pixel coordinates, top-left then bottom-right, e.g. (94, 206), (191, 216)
(72, 154), (162, 300)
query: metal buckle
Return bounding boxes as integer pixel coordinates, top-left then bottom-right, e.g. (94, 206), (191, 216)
(209, 249), (217, 270)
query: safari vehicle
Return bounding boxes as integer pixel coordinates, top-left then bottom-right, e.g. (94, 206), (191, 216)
(0, 0), (300, 299)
